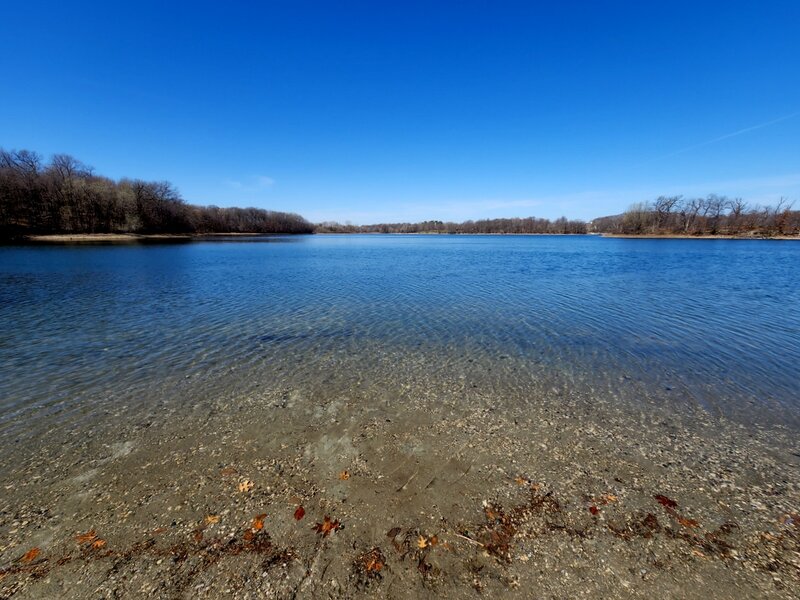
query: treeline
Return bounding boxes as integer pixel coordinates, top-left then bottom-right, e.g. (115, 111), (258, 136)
(316, 216), (588, 234)
(592, 196), (799, 237)
(0, 148), (313, 238)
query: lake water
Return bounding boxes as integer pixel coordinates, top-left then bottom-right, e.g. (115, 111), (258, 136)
(1, 234), (799, 437)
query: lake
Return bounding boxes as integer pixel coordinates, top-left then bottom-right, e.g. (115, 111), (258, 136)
(1, 235), (799, 598)
(1, 235), (798, 434)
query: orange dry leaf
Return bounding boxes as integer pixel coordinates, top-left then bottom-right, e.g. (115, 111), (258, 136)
(338, 470), (351, 481)
(677, 516), (700, 528)
(238, 479), (254, 493)
(294, 506), (305, 521)
(599, 494), (618, 504)
(417, 535), (428, 549)
(21, 547), (40, 563)
(514, 475), (528, 486)
(314, 516), (341, 537)
(204, 515), (220, 525)
(252, 513), (267, 531)
(366, 556), (384, 572)
(75, 530), (98, 544)
(91, 539), (106, 549)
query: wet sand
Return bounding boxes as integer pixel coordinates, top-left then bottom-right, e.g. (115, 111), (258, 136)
(1, 370), (798, 599)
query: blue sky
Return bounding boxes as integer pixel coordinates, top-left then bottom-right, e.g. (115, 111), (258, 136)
(1, 1), (799, 223)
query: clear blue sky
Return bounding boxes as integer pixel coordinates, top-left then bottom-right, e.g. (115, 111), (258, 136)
(1, 1), (799, 223)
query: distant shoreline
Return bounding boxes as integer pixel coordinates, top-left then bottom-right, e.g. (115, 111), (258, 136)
(11, 231), (800, 243)
(599, 233), (800, 240)
(16, 232), (293, 244)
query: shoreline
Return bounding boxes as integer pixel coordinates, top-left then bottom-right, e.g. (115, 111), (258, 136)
(599, 233), (800, 240)
(14, 232), (293, 244)
(1, 373), (797, 599)
(8, 232), (800, 243)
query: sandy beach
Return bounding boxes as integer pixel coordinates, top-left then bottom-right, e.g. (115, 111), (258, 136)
(1, 358), (798, 599)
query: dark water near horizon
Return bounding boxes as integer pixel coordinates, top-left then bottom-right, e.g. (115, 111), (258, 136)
(1, 235), (799, 437)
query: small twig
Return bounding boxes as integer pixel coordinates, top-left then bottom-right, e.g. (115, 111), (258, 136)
(453, 532), (485, 547)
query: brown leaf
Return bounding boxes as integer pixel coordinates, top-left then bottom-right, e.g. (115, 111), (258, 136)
(76, 530), (98, 544)
(294, 506), (305, 521)
(677, 516), (700, 528)
(386, 527), (402, 539)
(204, 514), (220, 525)
(366, 556), (384, 572)
(654, 494), (678, 508)
(91, 539), (107, 549)
(193, 530), (203, 543)
(238, 479), (254, 493)
(428, 535), (439, 547)
(358, 547), (386, 575)
(599, 494), (618, 505)
(589, 505), (600, 516)
(252, 513), (267, 531)
(21, 547), (40, 563)
(338, 470), (351, 481)
(514, 475), (528, 486)
(314, 516), (341, 537)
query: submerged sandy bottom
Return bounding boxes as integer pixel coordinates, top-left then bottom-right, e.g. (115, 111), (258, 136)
(0, 356), (798, 600)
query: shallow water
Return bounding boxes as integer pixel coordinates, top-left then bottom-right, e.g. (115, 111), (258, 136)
(1, 234), (798, 436)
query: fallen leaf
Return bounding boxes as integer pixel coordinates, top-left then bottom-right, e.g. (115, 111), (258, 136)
(193, 530), (204, 543)
(366, 556), (384, 572)
(204, 515), (220, 525)
(294, 506), (305, 521)
(252, 513), (267, 531)
(589, 505), (600, 516)
(152, 527), (168, 535)
(514, 475), (528, 486)
(654, 495), (678, 508)
(238, 479), (254, 493)
(21, 548), (40, 563)
(386, 527), (401, 539)
(359, 547), (385, 575)
(692, 549), (707, 558)
(338, 470), (351, 481)
(91, 539), (106, 549)
(314, 516), (341, 537)
(243, 529), (254, 541)
(76, 530), (98, 544)
(428, 535), (439, 546)
(599, 494), (618, 504)
(677, 516), (700, 528)
(417, 535), (428, 549)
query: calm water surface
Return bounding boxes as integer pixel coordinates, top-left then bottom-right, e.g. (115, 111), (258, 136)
(1, 235), (798, 436)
